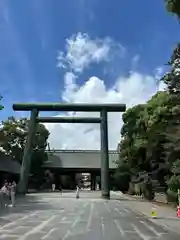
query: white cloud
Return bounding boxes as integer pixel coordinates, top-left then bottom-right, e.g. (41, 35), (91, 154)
(45, 33), (165, 150)
(57, 32), (125, 73)
(155, 67), (164, 79)
(62, 72), (77, 102)
(46, 73), (164, 150)
(131, 55), (140, 71)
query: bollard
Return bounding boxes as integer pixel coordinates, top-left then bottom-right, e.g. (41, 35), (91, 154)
(151, 205), (157, 219)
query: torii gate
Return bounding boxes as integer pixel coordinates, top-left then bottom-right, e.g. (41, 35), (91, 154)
(12, 103), (126, 199)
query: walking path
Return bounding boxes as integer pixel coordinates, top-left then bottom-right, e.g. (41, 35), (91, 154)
(0, 191), (179, 239)
(111, 191), (180, 235)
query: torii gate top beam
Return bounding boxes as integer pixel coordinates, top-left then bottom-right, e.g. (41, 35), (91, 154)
(12, 103), (126, 112)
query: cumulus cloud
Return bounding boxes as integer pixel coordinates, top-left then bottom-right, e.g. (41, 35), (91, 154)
(45, 33), (165, 150)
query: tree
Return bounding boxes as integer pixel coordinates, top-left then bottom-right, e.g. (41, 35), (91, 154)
(120, 104), (148, 171)
(114, 0), (180, 200)
(0, 96), (4, 111)
(0, 117), (50, 188)
(0, 95), (5, 152)
(116, 91), (174, 197)
(29, 123), (50, 188)
(1, 117), (27, 161)
(117, 40), (180, 197)
(166, 159), (180, 192)
(161, 40), (180, 166)
(119, 92), (170, 174)
(165, 0), (180, 18)
(113, 161), (131, 192)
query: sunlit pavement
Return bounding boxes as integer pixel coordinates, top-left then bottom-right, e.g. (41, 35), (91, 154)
(0, 191), (179, 240)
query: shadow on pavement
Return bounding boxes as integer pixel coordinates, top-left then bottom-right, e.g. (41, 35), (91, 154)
(0, 194), (60, 217)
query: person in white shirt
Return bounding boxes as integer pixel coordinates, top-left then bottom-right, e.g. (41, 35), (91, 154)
(10, 181), (16, 207)
(52, 183), (56, 192)
(76, 185), (79, 198)
(8, 182), (12, 200)
(1, 182), (8, 207)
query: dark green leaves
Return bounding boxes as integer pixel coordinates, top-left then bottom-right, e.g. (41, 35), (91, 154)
(165, 0), (180, 18)
(0, 96), (4, 110)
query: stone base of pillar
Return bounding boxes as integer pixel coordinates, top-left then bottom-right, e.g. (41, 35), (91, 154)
(101, 191), (110, 199)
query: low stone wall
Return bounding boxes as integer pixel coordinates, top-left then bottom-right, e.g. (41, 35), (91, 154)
(154, 192), (168, 203)
(128, 191), (168, 203)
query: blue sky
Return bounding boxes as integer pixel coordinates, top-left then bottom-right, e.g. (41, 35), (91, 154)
(0, 0), (179, 123)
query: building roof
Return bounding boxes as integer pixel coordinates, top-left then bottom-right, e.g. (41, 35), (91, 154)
(0, 152), (21, 174)
(44, 150), (119, 170)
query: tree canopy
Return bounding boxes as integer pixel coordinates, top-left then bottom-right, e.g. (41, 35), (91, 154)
(165, 0), (180, 18)
(114, 2), (180, 199)
(0, 117), (50, 188)
(0, 96), (4, 111)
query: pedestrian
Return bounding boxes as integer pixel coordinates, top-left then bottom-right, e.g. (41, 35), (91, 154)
(52, 183), (56, 192)
(10, 181), (16, 207)
(0, 190), (4, 209)
(1, 182), (8, 207)
(59, 185), (62, 194)
(8, 182), (12, 200)
(76, 185), (79, 199)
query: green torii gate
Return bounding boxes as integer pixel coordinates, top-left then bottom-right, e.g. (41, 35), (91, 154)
(12, 103), (126, 199)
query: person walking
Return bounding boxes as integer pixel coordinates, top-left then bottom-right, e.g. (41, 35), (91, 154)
(8, 182), (12, 200)
(1, 182), (8, 207)
(52, 183), (56, 192)
(10, 181), (16, 207)
(76, 185), (80, 199)
(0, 190), (4, 209)
(59, 184), (62, 195)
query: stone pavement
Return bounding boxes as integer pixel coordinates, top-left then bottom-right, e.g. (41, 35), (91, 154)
(0, 191), (179, 239)
(111, 191), (180, 235)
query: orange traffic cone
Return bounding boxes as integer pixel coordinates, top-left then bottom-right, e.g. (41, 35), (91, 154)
(177, 206), (180, 218)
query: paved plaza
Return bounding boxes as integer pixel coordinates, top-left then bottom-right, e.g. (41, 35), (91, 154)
(0, 191), (179, 239)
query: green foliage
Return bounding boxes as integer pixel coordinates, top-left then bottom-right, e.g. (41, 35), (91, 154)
(0, 117), (50, 188)
(115, 41), (180, 196)
(167, 175), (180, 192)
(165, 0), (180, 18)
(115, 40), (180, 199)
(166, 188), (178, 204)
(1, 117), (27, 161)
(166, 159), (180, 195)
(142, 178), (155, 200)
(0, 96), (4, 110)
(113, 161), (131, 192)
(171, 159), (180, 175)
(119, 91), (170, 175)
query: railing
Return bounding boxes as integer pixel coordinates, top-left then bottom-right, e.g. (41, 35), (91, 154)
(45, 149), (119, 154)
